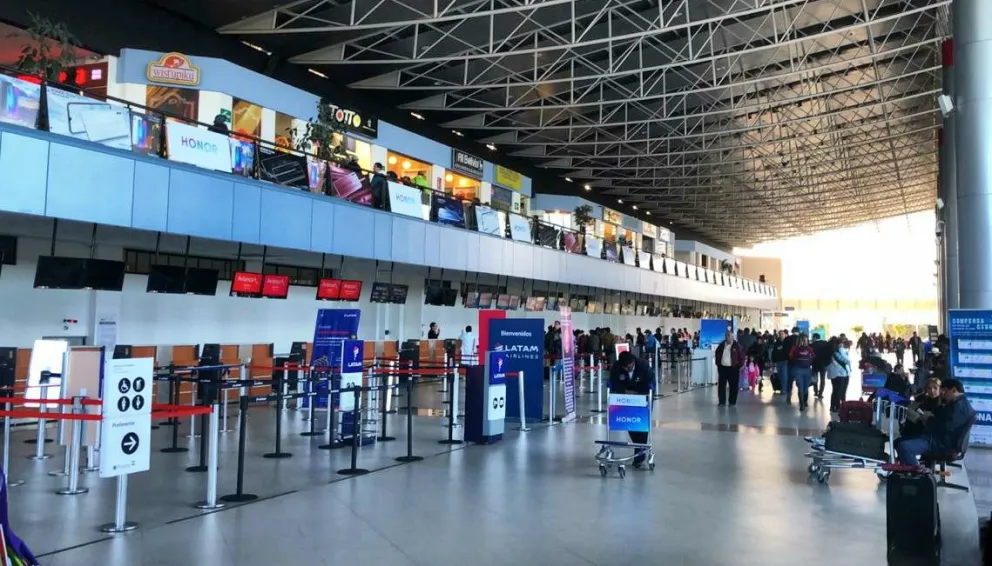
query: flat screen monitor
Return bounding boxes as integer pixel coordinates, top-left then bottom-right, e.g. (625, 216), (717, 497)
(33, 256), (86, 289)
(546, 296), (559, 311)
(424, 284), (444, 306)
(261, 274), (290, 299)
(537, 224), (559, 248)
(369, 282), (390, 304)
(81, 259), (126, 291)
(230, 271), (263, 297)
(130, 112), (162, 156)
(562, 232), (582, 253)
(328, 165), (373, 206)
(316, 278), (341, 300)
(508, 295), (520, 310)
(200, 343), (221, 364)
(230, 138), (256, 177)
(146, 264), (185, 294)
(389, 284), (409, 305)
(339, 280), (362, 301)
(432, 194), (466, 229)
(441, 288), (458, 307)
(290, 341), (307, 361)
(496, 294), (510, 309)
(463, 292), (480, 308)
(0, 347), (15, 391)
(306, 157), (327, 194)
(257, 145), (308, 189)
(586, 301), (598, 314)
(477, 292), (493, 309)
(183, 267), (219, 296)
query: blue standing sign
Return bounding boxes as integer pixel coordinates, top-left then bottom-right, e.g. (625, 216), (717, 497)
(948, 309), (992, 445)
(488, 318), (545, 422)
(305, 309), (361, 409)
(797, 320), (810, 337)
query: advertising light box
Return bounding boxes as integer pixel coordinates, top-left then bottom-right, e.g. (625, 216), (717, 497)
(165, 120), (233, 172)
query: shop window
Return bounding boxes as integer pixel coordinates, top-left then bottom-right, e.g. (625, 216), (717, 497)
(490, 185), (513, 212)
(443, 171), (480, 201)
(123, 249), (244, 280)
(387, 152), (433, 188)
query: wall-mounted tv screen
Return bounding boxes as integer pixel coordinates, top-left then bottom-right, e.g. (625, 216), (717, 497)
(389, 284), (409, 304)
(463, 292), (480, 308)
(432, 194), (466, 229)
(537, 224), (559, 248)
(525, 296), (546, 311)
(82, 259), (126, 291)
(424, 284), (445, 306)
(441, 288), (458, 307)
(316, 278), (342, 300)
(508, 295), (520, 310)
(146, 264), (186, 294)
(370, 282), (391, 304)
(230, 271), (263, 297)
(496, 294), (511, 309)
(562, 232), (582, 254)
(261, 274), (290, 299)
(257, 145), (308, 189)
(130, 112), (163, 156)
(546, 296), (559, 311)
(339, 280), (362, 301)
(230, 138), (256, 177)
(183, 267), (219, 296)
(328, 165), (373, 206)
(478, 292), (494, 309)
(33, 256), (86, 289)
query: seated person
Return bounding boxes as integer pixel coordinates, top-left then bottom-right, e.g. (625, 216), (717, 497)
(607, 351), (654, 465)
(901, 377), (941, 438)
(895, 378), (974, 467)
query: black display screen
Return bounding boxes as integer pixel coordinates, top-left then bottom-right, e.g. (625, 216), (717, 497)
(370, 282), (391, 303)
(34, 256), (86, 289)
(146, 264), (185, 294)
(389, 284), (409, 304)
(183, 267), (219, 296)
(425, 284), (445, 306)
(81, 259), (126, 291)
(257, 145), (308, 189)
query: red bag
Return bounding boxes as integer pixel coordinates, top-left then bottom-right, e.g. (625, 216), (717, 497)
(839, 400), (874, 425)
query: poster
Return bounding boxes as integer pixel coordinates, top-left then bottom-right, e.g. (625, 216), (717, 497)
(339, 339), (364, 412)
(145, 85), (199, 121)
(948, 310), (992, 445)
(559, 306), (576, 421)
(488, 318), (544, 422)
(164, 121), (233, 172)
(699, 319), (730, 349)
(608, 393), (650, 433)
(797, 320), (810, 336)
(232, 97), (263, 139)
(0, 74), (42, 129)
(46, 86), (131, 150)
(305, 308), (361, 409)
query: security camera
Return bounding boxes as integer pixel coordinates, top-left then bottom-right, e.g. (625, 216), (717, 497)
(938, 94), (954, 117)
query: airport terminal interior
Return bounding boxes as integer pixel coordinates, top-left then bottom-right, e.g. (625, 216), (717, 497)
(0, 0), (985, 564)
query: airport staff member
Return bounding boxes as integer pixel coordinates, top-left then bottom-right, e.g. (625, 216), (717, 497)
(609, 351), (654, 466)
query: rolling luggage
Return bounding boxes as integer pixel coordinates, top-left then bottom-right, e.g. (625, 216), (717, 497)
(886, 470), (940, 565)
(839, 400), (874, 425)
(770, 373), (782, 392)
(824, 421), (887, 460)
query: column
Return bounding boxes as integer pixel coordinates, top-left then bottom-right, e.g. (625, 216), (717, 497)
(954, 1), (992, 309)
(942, 40), (959, 322)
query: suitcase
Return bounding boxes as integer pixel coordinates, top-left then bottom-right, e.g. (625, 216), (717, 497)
(770, 374), (782, 392)
(824, 421), (887, 460)
(840, 400), (874, 425)
(887, 471), (940, 565)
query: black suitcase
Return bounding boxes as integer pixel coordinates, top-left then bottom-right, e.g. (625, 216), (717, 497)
(770, 374), (782, 392)
(887, 472), (940, 565)
(824, 421), (887, 460)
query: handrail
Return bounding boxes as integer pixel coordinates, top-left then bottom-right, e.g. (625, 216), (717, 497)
(0, 65), (776, 296)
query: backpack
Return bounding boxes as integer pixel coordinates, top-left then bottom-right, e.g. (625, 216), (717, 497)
(793, 347), (814, 369)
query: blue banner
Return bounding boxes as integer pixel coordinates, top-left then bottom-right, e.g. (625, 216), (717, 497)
(607, 393), (650, 433)
(797, 320), (810, 336)
(699, 319), (730, 349)
(488, 318), (545, 422)
(305, 309), (361, 409)
(339, 339), (364, 411)
(948, 309), (992, 445)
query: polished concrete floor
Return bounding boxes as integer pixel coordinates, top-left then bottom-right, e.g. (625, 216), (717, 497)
(4, 375), (983, 565)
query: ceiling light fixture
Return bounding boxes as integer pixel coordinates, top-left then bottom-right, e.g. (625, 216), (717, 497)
(307, 68), (329, 79)
(646, 211), (651, 216)
(241, 41), (272, 56)
(410, 112), (425, 120)
(452, 130), (463, 137)
(486, 143), (497, 151)
(565, 177), (573, 182)
(618, 199), (623, 204)
(583, 184), (591, 191)
(632, 205), (638, 210)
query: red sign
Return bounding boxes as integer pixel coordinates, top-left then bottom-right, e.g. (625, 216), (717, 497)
(231, 271), (263, 295)
(262, 275), (290, 298)
(339, 280), (363, 301)
(316, 278), (342, 300)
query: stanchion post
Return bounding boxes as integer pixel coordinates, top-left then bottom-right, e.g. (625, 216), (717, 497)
(27, 401), (51, 460)
(438, 371), (464, 446)
(516, 371), (530, 432)
(451, 365), (460, 427)
(548, 366), (558, 423)
(99, 475), (138, 533)
(337, 387), (369, 475)
(395, 378), (423, 463)
(220, 385), (231, 433)
(377, 378), (396, 442)
(194, 403), (224, 510)
(219, 395), (258, 503)
(263, 385), (292, 459)
(56, 397), (88, 496)
(48, 401), (70, 476)
(185, 409), (209, 472)
(301, 376), (321, 437)
(186, 381), (200, 439)
(3, 402), (24, 487)
(319, 376), (346, 450)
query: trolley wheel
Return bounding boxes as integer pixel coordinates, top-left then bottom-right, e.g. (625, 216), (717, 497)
(633, 460), (642, 469)
(648, 462), (655, 472)
(816, 470), (830, 484)
(599, 465), (608, 477)
(617, 465), (626, 479)
(876, 469), (890, 482)
(808, 463), (819, 474)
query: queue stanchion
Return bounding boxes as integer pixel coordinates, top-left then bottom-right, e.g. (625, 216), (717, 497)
(185, 381), (200, 439)
(56, 396), (88, 496)
(547, 365), (558, 423)
(300, 376), (321, 437)
(337, 387), (369, 476)
(27, 400), (51, 461)
(219, 395), (258, 503)
(160, 383), (189, 454)
(25, 382), (55, 445)
(394, 377), (423, 463)
(83, 445), (99, 473)
(194, 402), (224, 510)
(318, 375), (345, 450)
(438, 371), (463, 446)
(99, 475), (138, 533)
(514, 371), (530, 432)
(48, 400), (70, 477)
(3, 401), (24, 488)
(219, 373), (233, 434)
(185, 406), (209, 473)
(263, 385), (292, 459)
(652, 349), (661, 399)
(377, 375), (396, 442)
(451, 364), (461, 427)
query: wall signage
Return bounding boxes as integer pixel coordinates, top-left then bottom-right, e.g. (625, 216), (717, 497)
(603, 207), (623, 225)
(327, 103), (378, 138)
(100, 358), (153, 478)
(494, 165), (523, 191)
(451, 149), (484, 178)
(165, 122), (233, 172)
(146, 52), (201, 87)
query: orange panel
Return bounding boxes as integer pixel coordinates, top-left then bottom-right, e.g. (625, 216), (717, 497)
(171, 346), (198, 403)
(249, 344), (273, 396)
(306, 343), (313, 365)
(14, 349), (30, 397)
(382, 341), (397, 359)
(363, 341), (375, 360)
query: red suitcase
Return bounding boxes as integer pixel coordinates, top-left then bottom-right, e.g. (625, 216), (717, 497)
(839, 400), (874, 425)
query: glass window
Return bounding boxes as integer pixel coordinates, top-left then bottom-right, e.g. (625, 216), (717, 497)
(443, 171), (480, 200)
(387, 152), (433, 188)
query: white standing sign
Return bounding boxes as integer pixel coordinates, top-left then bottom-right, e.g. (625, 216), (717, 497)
(165, 121), (233, 173)
(100, 358), (153, 479)
(487, 383), (507, 421)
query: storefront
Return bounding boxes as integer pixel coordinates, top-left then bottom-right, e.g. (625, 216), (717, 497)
(446, 149), (484, 200)
(386, 151), (434, 189)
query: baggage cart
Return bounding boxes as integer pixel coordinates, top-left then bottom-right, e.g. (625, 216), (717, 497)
(804, 396), (907, 484)
(594, 392), (655, 478)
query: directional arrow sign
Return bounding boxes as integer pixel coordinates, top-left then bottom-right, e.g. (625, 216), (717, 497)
(121, 432), (139, 455)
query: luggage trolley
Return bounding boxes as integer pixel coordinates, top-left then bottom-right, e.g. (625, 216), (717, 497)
(594, 392), (655, 478)
(804, 394), (907, 484)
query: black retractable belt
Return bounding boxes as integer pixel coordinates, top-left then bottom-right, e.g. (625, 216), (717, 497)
(337, 387), (369, 476)
(395, 377), (423, 463)
(220, 395), (258, 503)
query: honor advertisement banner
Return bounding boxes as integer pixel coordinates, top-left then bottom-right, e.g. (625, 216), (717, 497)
(508, 214), (532, 242)
(165, 121), (233, 172)
(948, 310), (992, 445)
(306, 309), (361, 409)
(608, 393), (650, 433)
(487, 319), (544, 422)
(387, 181), (426, 219)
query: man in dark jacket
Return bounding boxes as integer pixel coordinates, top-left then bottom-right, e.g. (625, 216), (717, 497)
(608, 351), (653, 464)
(369, 162), (389, 210)
(908, 332), (922, 368)
(810, 333), (830, 399)
(895, 379), (975, 466)
(715, 329), (744, 406)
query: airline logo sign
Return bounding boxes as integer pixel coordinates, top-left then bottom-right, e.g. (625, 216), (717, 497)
(343, 340), (364, 372)
(452, 149), (484, 178)
(340, 339), (364, 411)
(146, 52), (201, 86)
(328, 103), (379, 138)
(165, 121), (233, 172)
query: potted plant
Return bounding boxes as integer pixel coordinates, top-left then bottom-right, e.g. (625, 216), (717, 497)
(13, 12), (79, 81)
(573, 204), (593, 254)
(719, 259), (733, 274)
(294, 100), (351, 163)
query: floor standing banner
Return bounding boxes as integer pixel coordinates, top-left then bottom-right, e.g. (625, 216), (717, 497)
(488, 318), (544, 422)
(559, 306), (577, 422)
(305, 309), (361, 409)
(948, 309), (992, 445)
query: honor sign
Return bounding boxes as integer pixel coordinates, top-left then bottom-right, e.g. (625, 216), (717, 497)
(451, 149), (484, 178)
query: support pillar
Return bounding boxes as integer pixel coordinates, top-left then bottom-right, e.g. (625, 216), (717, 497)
(954, 1), (992, 309)
(942, 40), (959, 327)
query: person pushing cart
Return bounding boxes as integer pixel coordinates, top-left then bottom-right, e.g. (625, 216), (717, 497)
(606, 351), (654, 466)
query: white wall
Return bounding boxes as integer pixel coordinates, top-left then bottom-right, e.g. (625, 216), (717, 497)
(0, 214), (753, 351)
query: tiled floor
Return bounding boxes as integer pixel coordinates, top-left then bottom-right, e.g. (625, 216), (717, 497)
(4, 377), (983, 565)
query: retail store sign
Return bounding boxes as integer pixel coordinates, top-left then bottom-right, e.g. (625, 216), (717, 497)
(146, 52), (201, 87)
(603, 207), (623, 225)
(494, 165), (523, 191)
(452, 149), (484, 178)
(327, 103), (378, 138)
(100, 358), (153, 478)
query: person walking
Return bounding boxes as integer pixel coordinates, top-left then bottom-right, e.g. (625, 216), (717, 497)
(715, 329), (743, 407)
(810, 333), (830, 400)
(607, 351), (654, 466)
(894, 337), (907, 367)
(459, 325), (478, 365)
(788, 334), (816, 412)
(771, 330), (790, 398)
(908, 332), (922, 368)
(827, 338), (852, 412)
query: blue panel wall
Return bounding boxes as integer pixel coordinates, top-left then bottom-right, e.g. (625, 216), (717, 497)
(167, 169), (234, 240)
(310, 199), (336, 253)
(331, 204), (374, 259)
(372, 211), (393, 261)
(231, 183), (261, 244)
(0, 131), (49, 216)
(377, 122), (451, 168)
(47, 143), (135, 228)
(132, 161), (170, 231)
(259, 189), (312, 249)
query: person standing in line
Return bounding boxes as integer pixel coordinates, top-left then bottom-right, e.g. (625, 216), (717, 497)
(770, 330), (789, 395)
(827, 338), (852, 412)
(459, 325), (478, 365)
(908, 331), (922, 368)
(788, 334), (816, 412)
(369, 162), (389, 211)
(715, 329), (743, 407)
(894, 336), (907, 367)
(427, 322), (441, 339)
(810, 333), (830, 400)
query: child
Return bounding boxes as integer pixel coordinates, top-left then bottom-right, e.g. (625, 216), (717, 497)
(739, 355), (759, 392)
